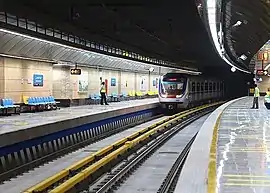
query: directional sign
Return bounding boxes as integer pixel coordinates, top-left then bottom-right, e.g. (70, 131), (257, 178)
(70, 68), (81, 75)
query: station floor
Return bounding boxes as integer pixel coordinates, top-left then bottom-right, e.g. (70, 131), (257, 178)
(0, 98), (158, 136)
(217, 97), (270, 193)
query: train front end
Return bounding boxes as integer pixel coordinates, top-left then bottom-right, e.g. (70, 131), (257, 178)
(158, 73), (188, 112)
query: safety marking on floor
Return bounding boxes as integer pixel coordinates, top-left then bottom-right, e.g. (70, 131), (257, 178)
(224, 183), (270, 187)
(227, 179), (270, 182)
(223, 174), (270, 186)
(228, 150), (266, 153)
(14, 122), (29, 126)
(224, 174), (270, 178)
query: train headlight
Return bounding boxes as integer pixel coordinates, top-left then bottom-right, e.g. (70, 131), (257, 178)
(176, 95), (181, 98)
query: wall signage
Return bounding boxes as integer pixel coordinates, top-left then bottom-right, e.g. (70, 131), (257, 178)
(33, 74), (43, 87)
(111, 78), (116, 86)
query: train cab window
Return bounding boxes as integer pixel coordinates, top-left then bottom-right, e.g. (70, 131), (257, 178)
(197, 83), (200, 92)
(209, 83), (212, 92)
(213, 82), (216, 91)
(205, 82), (208, 92)
(192, 82), (195, 93)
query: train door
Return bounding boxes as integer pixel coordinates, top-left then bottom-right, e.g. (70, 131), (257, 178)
(204, 81), (208, 100)
(196, 82), (200, 102)
(191, 82), (195, 102)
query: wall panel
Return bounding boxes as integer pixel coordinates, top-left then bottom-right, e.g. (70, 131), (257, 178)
(3, 58), (52, 103)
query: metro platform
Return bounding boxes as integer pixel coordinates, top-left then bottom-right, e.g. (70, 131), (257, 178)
(0, 98), (159, 148)
(175, 97), (270, 193)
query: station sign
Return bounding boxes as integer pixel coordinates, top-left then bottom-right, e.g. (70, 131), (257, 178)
(70, 68), (81, 75)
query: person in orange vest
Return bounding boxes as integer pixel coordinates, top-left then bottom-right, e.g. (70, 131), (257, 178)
(100, 82), (108, 105)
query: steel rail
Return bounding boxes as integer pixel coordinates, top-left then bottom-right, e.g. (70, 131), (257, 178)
(157, 133), (197, 193)
(0, 114), (163, 183)
(24, 102), (223, 193)
(91, 111), (209, 193)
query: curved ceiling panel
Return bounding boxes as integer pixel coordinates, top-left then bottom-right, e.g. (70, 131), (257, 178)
(1, 0), (222, 71)
(223, 0), (270, 71)
(0, 30), (180, 75)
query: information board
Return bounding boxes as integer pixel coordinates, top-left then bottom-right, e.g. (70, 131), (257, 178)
(111, 78), (116, 86)
(33, 74), (43, 87)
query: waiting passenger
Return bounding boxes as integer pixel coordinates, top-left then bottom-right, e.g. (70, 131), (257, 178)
(100, 82), (108, 105)
(264, 88), (270, 109)
(251, 84), (260, 109)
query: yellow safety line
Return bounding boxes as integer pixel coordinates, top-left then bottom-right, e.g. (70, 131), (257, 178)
(24, 102), (223, 193)
(207, 112), (222, 193)
(224, 183), (270, 187)
(224, 174), (270, 178)
(227, 178), (270, 182)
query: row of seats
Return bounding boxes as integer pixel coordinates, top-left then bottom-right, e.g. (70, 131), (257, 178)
(128, 90), (158, 97)
(0, 99), (19, 108)
(27, 96), (57, 106)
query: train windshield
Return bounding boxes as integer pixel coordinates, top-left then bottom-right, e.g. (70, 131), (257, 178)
(160, 82), (185, 95)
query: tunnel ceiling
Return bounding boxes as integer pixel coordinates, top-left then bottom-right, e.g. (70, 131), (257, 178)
(223, 0), (270, 71)
(1, 0), (269, 74)
(0, 0), (222, 71)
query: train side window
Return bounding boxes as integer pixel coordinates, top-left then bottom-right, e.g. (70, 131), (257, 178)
(209, 82), (212, 92)
(197, 83), (200, 92)
(205, 82), (208, 92)
(201, 82), (204, 92)
(217, 82), (220, 91)
(221, 82), (224, 91)
(192, 82), (195, 93)
(213, 82), (216, 91)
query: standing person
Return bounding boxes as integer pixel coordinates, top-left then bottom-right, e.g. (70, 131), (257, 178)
(100, 82), (108, 105)
(251, 84), (260, 109)
(264, 88), (270, 109)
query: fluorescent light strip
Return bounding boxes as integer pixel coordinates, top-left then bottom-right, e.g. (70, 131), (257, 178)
(0, 53), (54, 63)
(206, 1), (250, 74)
(0, 28), (201, 75)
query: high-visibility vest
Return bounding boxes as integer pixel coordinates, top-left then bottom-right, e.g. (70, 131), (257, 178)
(100, 85), (106, 93)
(254, 87), (260, 97)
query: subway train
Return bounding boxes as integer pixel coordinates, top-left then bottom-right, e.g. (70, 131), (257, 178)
(158, 72), (225, 111)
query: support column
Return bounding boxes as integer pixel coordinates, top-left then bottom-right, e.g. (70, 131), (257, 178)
(0, 57), (4, 99)
(135, 72), (138, 92)
(148, 71), (151, 91)
(118, 70), (121, 94)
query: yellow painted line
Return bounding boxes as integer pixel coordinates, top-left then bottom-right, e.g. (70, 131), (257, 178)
(207, 112), (222, 193)
(227, 179), (270, 182)
(224, 174), (270, 178)
(24, 102), (223, 193)
(229, 150), (266, 153)
(224, 183), (270, 187)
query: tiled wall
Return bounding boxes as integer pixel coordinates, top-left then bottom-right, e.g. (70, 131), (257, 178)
(1, 57), (159, 102)
(2, 57), (52, 102)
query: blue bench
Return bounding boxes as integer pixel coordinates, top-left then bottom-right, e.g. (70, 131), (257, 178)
(111, 93), (120, 102)
(120, 92), (129, 101)
(1, 98), (20, 115)
(27, 96), (58, 111)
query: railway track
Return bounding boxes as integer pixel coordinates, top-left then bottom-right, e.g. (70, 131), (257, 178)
(86, 112), (207, 193)
(18, 102), (222, 193)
